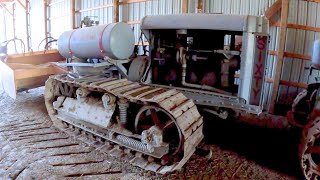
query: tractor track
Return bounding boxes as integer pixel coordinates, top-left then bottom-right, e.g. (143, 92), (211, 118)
(0, 94), (158, 179)
(43, 74), (205, 174)
(0, 88), (297, 180)
(0, 116), (158, 179)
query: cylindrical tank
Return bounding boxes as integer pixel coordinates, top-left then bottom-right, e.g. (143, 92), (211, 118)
(312, 39), (320, 70)
(58, 22), (135, 60)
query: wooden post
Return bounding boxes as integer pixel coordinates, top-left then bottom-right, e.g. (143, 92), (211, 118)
(265, 0), (282, 20)
(0, 3), (13, 16)
(268, 0), (289, 113)
(113, 0), (119, 23)
(16, 0), (26, 10)
(71, 0), (75, 29)
(44, 0), (48, 44)
(197, 0), (203, 13)
(181, 0), (188, 13)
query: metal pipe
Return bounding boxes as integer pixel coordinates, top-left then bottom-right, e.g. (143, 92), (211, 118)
(44, 0), (48, 44)
(25, 0), (30, 51)
(12, 3), (17, 53)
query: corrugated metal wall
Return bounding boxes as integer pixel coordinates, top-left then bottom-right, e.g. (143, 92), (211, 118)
(4, 5), (14, 46)
(79, 0), (113, 26)
(48, 0), (72, 40)
(120, 0), (183, 43)
(48, 0), (184, 50)
(0, 9), (6, 43)
(30, 0), (46, 51)
(3, 0), (320, 107)
(3, 3), (28, 54)
(278, 1), (320, 105)
(202, 0), (320, 108)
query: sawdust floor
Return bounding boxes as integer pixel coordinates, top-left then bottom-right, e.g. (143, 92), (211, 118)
(0, 87), (301, 179)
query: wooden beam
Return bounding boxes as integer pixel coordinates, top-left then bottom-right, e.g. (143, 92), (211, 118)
(113, 0), (119, 23)
(15, 75), (51, 92)
(14, 66), (56, 80)
(234, 73), (307, 88)
(288, 24), (320, 32)
(0, 3), (13, 16)
(181, 0), (188, 13)
(0, 0), (14, 2)
(304, 0), (320, 2)
(6, 50), (64, 65)
(119, 0), (148, 5)
(71, 0), (75, 29)
(271, 21), (320, 33)
(76, 4), (113, 13)
(269, 0), (289, 113)
(48, 0), (64, 6)
(268, 50), (312, 61)
(197, 0), (203, 13)
(16, 0), (26, 10)
(279, 80), (307, 89)
(265, 0), (282, 19)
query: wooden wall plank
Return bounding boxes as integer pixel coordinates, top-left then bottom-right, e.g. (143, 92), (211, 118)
(269, 0), (289, 113)
(271, 22), (320, 33)
(182, 0), (188, 13)
(71, 0), (75, 29)
(265, 0), (282, 19)
(113, 0), (119, 23)
(197, 0), (203, 13)
(269, 50), (312, 61)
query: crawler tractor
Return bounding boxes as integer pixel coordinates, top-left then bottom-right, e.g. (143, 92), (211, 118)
(44, 14), (320, 179)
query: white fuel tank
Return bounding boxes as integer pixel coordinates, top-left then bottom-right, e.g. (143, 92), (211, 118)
(312, 39), (320, 70)
(58, 22), (135, 60)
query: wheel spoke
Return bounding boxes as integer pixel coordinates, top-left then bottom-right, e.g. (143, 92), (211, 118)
(307, 145), (320, 154)
(141, 125), (152, 130)
(163, 120), (175, 130)
(150, 109), (162, 128)
(135, 105), (183, 156)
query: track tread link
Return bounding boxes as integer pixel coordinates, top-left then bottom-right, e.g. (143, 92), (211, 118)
(45, 74), (204, 174)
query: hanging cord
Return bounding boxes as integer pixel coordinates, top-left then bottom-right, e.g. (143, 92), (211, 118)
(38, 37), (56, 51)
(138, 33), (148, 56)
(1, 38), (26, 55)
(137, 33), (150, 82)
(44, 39), (58, 54)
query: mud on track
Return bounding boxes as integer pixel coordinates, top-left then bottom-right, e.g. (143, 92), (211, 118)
(0, 88), (296, 179)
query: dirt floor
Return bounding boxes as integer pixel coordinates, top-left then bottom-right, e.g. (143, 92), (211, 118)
(0, 87), (300, 179)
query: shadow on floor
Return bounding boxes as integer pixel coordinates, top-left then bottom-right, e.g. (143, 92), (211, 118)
(202, 113), (304, 179)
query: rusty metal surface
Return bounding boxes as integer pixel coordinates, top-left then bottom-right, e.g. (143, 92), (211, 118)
(44, 74), (204, 174)
(300, 107), (320, 180)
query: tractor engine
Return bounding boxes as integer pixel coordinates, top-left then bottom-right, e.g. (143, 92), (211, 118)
(149, 29), (241, 94)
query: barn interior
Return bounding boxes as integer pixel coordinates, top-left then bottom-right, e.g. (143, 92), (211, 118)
(0, 0), (319, 179)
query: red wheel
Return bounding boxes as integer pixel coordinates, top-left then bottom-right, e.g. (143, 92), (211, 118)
(134, 106), (183, 156)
